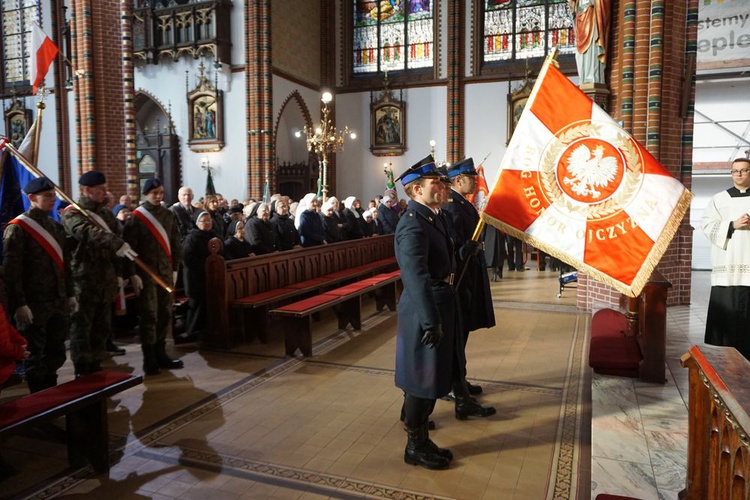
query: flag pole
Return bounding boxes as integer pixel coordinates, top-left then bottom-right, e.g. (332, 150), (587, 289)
(32, 100), (44, 167)
(4, 142), (173, 293)
(455, 48), (559, 289)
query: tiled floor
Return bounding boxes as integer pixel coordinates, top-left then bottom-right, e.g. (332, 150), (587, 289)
(0, 268), (708, 499)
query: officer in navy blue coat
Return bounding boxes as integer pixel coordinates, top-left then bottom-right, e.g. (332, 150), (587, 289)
(443, 158), (496, 396)
(394, 155), (458, 470)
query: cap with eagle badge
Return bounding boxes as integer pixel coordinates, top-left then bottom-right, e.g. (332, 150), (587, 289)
(395, 154), (441, 186)
(446, 157), (477, 179)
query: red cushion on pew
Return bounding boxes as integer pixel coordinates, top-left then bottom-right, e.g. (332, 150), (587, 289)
(234, 288), (296, 305)
(323, 281), (372, 297)
(591, 308), (628, 338)
(284, 277), (335, 290)
(274, 294), (337, 313)
(0, 371), (134, 428)
(326, 268), (365, 279)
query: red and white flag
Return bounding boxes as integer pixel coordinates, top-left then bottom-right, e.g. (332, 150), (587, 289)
(467, 165), (490, 212)
(29, 22), (58, 95)
(483, 58), (692, 297)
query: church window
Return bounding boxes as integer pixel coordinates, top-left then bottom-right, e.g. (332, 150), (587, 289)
(1, 0), (41, 91)
(352, 0), (434, 74)
(482, 0), (575, 63)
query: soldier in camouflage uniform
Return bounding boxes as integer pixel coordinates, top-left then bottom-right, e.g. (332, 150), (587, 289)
(123, 178), (183, 375)
(62, 171), (139, 377)
(3, 177), (77, 392)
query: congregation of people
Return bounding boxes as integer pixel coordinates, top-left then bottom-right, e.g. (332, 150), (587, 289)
(0, 174), (413, 397)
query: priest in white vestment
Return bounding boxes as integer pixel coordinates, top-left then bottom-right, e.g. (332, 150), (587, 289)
(701, 157), (750, 360)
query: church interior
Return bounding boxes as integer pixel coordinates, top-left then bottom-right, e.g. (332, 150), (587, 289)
(0, 0), (749, 498)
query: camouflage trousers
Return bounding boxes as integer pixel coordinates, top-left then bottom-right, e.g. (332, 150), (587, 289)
(136, 278), (172, 346)
(20, 298), (68, 391)
(69, 292), (112, 365)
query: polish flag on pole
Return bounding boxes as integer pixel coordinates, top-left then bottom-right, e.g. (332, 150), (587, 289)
(467, 165), (490, 212)
(29, 22), (58, 95)
(482, 53), (692, 297)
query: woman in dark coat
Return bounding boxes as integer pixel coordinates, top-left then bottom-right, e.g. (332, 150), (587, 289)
(223, 220), (253, 260)
(298, 197), (326, 247)
(182, 211), (217, 340)
(203, 194), (226, 239)
(341, 196), (364, 240)
(269, 198), (299, 250)
(321, 199), (343, 243)
(244, 203), (278, 255)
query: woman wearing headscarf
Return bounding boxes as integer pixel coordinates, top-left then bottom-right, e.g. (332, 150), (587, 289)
(294, 193), (317, 230)
(298, 194), (326, 247)
(342, 196), (364, 240)
(362, 209), (378, 237)
(244, 202), (278, 255)
(223, 220), (253, 260)
(269, 197), (300, 251)
(321, 199), (344, 243)
(182, 211), (218, 340)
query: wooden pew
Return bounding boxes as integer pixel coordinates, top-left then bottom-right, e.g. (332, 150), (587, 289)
(271, 270), (401, 356)
(680, 345), (750, 500)
(205, 235), (397, 347)
(0, 371), (143, 473)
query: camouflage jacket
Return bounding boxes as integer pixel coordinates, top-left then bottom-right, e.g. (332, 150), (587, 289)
(61, 195), (124, 300)
(3, 207), (74, 309)
(123, 201), (182, 282)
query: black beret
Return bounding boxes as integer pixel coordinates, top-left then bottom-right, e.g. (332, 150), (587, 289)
(24, 177), (55, 195)
(79, 170), (106, 186)
(229, 204), (244, 214)
(142, 177), (162, 194)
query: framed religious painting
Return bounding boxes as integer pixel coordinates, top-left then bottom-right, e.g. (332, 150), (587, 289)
(507, 80), (533, 145)
(4, 99), (32, 149)
(187, 62), (224, 152)
(370, 79), (405, 156)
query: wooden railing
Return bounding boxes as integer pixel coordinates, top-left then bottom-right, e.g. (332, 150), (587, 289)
(680, 345), (750, 499)
(620, 269), (672, 383)
(205, 235), (395, 347)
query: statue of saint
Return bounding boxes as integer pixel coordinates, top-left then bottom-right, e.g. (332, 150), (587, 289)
(568, 0), (611, 85)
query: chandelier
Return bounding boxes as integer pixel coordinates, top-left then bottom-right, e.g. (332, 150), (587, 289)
(296, 92), (356, 201)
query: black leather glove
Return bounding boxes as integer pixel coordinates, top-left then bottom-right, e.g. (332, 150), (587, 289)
(459, 240), (481, 260)
(421, 326), (444, 349)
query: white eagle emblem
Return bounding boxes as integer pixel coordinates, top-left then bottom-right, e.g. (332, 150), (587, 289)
(563, 144), (619, 199)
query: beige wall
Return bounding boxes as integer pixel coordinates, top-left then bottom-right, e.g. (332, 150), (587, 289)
(272, 0), (321, 86)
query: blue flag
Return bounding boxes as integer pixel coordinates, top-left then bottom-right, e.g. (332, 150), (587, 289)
(0, 147), (61, 263)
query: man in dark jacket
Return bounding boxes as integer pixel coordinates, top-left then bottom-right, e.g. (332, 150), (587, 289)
(394, 155), (457, 470)
(170, 186), (196, 241)
(443, 158), (497, 401)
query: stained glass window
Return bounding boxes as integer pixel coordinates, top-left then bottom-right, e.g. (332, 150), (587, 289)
(353, 0), (434, 74)
(1, 0), (40, 87)
(483, 0), (575, 63)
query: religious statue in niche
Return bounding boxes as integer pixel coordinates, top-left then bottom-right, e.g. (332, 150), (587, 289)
(187, 60), (224, 152)
(4, 98), (32, 150)
(370, 72), (405, 156)
(568, 0), (611, 85)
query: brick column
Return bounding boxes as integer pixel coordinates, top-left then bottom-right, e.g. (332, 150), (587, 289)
(585, 0), (698, 308)
(121, 0), (138, 201)
(245, 0), (273, 200)
(446, 0), (464, 163)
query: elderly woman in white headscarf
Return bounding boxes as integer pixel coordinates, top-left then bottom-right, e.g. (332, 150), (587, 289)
(295, 193), (317, 229)
(342, 196), (364, 240)
(321, 199), (343, 243)
(297, 193), (326, 247)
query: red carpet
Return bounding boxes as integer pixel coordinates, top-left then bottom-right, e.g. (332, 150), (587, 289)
(588, 308), (641, 378)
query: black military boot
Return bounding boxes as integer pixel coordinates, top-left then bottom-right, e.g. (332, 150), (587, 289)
(423, 422), (453, 460)
(454, 382), (496, 420)
(404, 425), (450, 470)
(154, 340), (184, 369)
(142, 344), (161, 376)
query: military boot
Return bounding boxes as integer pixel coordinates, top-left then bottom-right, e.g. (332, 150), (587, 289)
(423, 422), (453, 460)
(404, 425), (450, 470)
(154, 340), (184, 369)
(454, 382), (496, 420)
(74, 362), (91, 378)
(142, 344), (161, 376)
